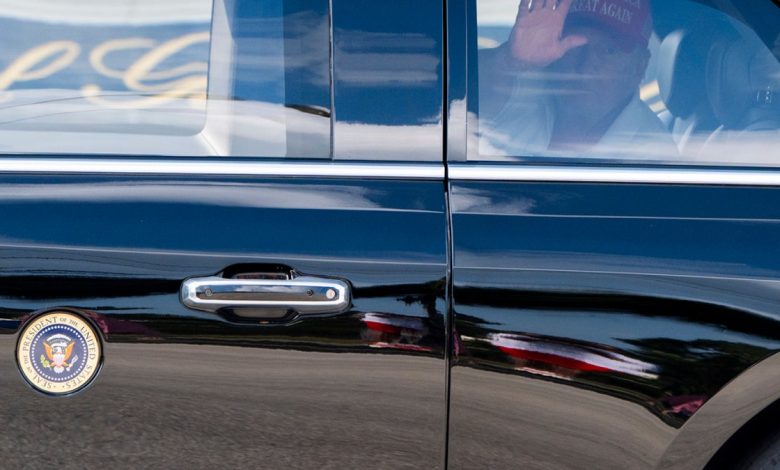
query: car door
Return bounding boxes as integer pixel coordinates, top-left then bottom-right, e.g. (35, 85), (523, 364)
(446, 0), (780, 468)
(0, 0), (447, 468)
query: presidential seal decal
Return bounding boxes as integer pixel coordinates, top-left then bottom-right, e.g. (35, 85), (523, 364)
(17, 312), (102, 396)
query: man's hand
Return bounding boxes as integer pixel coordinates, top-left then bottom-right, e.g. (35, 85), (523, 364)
(507, 0), (588, 68)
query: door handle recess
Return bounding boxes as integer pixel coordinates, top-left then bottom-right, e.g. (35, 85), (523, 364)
(180, 276), (350, 315)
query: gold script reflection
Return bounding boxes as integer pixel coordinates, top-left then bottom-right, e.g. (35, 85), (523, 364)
(83, 31), (209, 108)
(0, 40), (81, 102)
(0, 32), (209, 109)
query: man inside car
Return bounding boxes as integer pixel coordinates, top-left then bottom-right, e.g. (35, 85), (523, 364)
(479, 0), (677, 158)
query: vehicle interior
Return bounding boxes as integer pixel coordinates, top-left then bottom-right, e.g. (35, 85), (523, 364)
(474, 0), (780, 165)
(650, 0), (780, 164)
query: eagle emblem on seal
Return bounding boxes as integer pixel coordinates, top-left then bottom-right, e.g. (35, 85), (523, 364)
(17, 312), (102, 395)
(40, 333), (79, 374)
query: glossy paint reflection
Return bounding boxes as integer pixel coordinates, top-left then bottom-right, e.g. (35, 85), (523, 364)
(0, 175), (446, 468)
(455, 285), (780, 428)
(0, 175), (444, 260)
(450, 182), (780, 469)
(361, 313), (438, 353)
(0, 339), (445, 468)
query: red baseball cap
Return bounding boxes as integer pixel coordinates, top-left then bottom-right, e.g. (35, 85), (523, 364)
(565, 0), (653, 51)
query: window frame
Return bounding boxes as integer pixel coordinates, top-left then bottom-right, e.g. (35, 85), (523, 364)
(447, 0), (780, 177)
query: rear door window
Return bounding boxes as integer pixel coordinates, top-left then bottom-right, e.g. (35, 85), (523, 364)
(471, 0), (780, 166)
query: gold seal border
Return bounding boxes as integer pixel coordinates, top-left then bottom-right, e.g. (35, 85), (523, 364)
(16, 312), (102, 396)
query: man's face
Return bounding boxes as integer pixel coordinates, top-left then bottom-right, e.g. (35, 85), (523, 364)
(549, 25), (648, 124)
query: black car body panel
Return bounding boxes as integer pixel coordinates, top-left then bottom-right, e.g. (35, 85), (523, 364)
(447, 182), (780, 468)
(0, 0), (777, 467)
(0, 175), (447, 467)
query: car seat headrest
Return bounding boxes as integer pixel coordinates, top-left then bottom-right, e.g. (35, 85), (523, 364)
(656, 19), (737, 120)
(658, 15), (779, 131)
(657, 29), (706, 118)
(706, 34), (780, 129)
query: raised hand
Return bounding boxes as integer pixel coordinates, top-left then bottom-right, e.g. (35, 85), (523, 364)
(507, 0), (588, 68)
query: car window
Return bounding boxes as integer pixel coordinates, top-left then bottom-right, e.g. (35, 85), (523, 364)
(0, 0), (333, 157)
(331, 0), (443, 161)
(470, 0), (780, 166)
(0, 0), (443, 161)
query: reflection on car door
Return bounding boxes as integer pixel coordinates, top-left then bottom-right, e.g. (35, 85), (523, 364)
(0, 0), (447, 468)
(0, 171), (447, 468)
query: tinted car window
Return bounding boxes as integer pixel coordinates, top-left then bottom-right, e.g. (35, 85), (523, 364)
(0, 0), (442, 161)
(471, 0), (780, 166)
(331, 0), (443, 161)
(0, 0), (333, 157)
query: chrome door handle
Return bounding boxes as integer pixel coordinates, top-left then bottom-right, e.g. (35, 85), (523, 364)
(180, 275), (350, 314)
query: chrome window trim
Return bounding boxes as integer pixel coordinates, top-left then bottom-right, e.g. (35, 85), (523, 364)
(0, 158), (444, 179)
(449, 164), (780, 186)
(6, 159), (780, 185)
